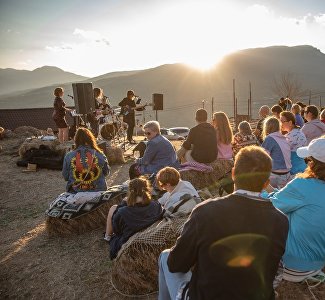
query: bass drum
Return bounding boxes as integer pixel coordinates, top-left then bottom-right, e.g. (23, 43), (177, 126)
(100, 123), (116, 141)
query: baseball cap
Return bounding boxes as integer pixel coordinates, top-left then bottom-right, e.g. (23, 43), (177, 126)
(297, 138), (325, 163)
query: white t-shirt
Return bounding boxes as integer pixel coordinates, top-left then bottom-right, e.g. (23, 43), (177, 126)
(158, 180), (199, 209)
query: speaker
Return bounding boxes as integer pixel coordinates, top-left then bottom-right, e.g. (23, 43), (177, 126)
(152, 93), (163, 110)
(72, 83), (95, 114)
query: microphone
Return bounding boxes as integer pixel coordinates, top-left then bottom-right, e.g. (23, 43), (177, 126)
(67, 94), (74, 99)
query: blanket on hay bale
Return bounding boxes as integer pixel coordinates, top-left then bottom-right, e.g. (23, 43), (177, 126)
(180, 159), (234, 190)
(111, 194), (202, 296)
(45, 185), (127, 236)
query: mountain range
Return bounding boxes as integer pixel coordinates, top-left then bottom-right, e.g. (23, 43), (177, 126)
(0, 45), (325, 128)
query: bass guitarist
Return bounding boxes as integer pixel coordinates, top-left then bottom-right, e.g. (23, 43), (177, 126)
(118, 90), (144, 144)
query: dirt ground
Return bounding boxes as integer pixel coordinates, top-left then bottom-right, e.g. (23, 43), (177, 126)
(0, 134), (324, 300)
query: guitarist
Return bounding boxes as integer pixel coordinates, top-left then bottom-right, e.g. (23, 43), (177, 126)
(118, 90), (141, 144)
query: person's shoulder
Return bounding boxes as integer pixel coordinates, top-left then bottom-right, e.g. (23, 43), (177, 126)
(193, 194), (233, 214)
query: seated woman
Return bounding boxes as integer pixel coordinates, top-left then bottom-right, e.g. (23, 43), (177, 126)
(280, 111), (307, 175)
(270, 137), (325, 282)
(262, 117), (292, 189)
(232, 121), (259, 156)
(156, 167), (199, 210)
(212, 111), (233, 161)
(129, 121), (179, 179)
(105, 177), (163, 259)
(62, 127), (110, 193)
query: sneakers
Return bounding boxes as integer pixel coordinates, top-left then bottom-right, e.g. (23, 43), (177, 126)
(103, 232), (112, 242)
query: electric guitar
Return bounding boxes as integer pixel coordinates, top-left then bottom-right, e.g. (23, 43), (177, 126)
(121, 102), (152, 116)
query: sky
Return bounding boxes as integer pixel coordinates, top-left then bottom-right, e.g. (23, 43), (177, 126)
(0, 0), (325, 77)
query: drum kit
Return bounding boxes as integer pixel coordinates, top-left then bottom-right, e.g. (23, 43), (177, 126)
(98, 108), (128, 143)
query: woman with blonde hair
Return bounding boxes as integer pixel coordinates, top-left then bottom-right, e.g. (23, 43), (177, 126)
(212, 111), (233, 160)
(291, 103), (304, 128)
(62, 127), (110, 193)
(52, 87), (71, 143)
(105, 177), (163, 259)
(262, 117), (291, 188)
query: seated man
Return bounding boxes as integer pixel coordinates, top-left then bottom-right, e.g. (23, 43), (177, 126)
(301, 105), (325, 144)
(129, 121), (179, 179)
(177, 109), (217, 163)
(156, 167), (199, 210)
(158, 146), (289, 300)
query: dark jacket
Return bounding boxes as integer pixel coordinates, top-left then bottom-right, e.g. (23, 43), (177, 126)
(109, 200), (163, 259)
(182, 122), (217, 163)
(168, 194), (288, 300)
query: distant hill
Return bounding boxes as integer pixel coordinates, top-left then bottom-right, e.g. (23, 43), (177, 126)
(0, 66), (88, 96)
(1, 45), (325, 128)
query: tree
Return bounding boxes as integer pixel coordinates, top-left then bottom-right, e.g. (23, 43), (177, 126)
(272, 72), (307, 100)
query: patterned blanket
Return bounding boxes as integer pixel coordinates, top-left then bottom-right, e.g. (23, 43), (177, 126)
(46, 184), (127, 220)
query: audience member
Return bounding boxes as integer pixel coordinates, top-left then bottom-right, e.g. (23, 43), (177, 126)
(270, 137), (325, 282)
(271, 104), (283, 119)
(280, 111), (307, 175)
(296, 101), (307, 122)
(320, 108), (325, 124)
(105, 177), (162, 259)
(291, 103), (304, 128)
(301, 105), (325, 144)
(279, 97), (292, 111)
(156, 167), (198, 210)
(232, 121), (259, 156)
(212, 111), (233, 160)
(52, 87), (70, 143)
(177, 109), (217, 163)
(158, 146), (288, 300)
(262, 117), (292, 189)
(129, 121), (179, 179)
(254, 105), (270, 143)
(62, 128), (110, 193)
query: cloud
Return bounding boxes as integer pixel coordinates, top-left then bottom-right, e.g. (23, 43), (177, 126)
(73, 28), (110, 46)
(45, 44), (73, 52)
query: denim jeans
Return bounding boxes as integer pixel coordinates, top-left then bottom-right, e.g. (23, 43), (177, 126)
(158, 249), (192, 300)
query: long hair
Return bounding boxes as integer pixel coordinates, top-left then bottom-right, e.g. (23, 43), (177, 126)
(297, 157), (325, 181)
(127, 177), (152, 206)
(74, 127), (102, 152)
(262, 117), (280, 140)
(213, 111), (233, 144)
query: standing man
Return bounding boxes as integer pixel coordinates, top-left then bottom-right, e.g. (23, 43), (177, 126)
(158, 146), (289, 300)
(119, 90), (138, 144)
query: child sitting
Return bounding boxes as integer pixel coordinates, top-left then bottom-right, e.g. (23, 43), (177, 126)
(104, 177), (163, 259)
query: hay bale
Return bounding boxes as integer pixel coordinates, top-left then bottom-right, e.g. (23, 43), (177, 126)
(46, 192), (124, 237)
(18, 138), (61, 158)
(180, 159), (234, 190)
(111, 217), (187, 296)
(103, 143), (125, 165)
(14, 126), (42, 137)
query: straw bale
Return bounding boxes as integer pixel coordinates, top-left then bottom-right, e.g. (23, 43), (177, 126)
(19, 138), (61, 157)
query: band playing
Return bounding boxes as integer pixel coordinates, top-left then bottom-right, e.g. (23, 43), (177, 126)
(60, 87), (146, 145)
